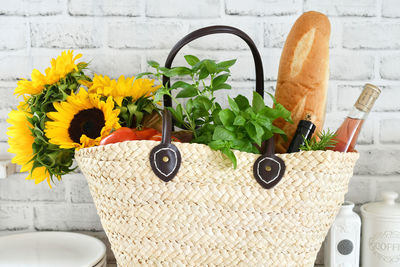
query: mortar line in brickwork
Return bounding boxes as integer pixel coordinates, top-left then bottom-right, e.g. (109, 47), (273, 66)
(372, 116), (380, 146)
(61, 0), (68, 16)
(373, 55), (381, 83)
(139, 0), (146, 17)
(376, 0), (383, 19)
(26, 16), (33, 70)
(330, 81), (339, 113)
(219, 0), (225, 18)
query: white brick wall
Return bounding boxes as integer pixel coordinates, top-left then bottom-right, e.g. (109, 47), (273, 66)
(1, 0), (400, 265)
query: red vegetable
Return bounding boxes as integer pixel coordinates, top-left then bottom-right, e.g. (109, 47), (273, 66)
(100, 127), (138, 145)
(100, 127), (180, 145)
(149, 133), (181, 142)
(132, 128), (159, 140)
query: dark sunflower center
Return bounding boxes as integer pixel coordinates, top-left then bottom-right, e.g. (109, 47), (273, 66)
(68, 108), (105, 143)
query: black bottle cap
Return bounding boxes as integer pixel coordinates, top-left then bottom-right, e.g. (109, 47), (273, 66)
(297, 120), (316, 133)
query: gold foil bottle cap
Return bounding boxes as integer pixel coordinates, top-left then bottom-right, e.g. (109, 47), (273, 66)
(354, 83), (381, 113)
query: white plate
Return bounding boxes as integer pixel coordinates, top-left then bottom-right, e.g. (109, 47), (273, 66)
(93, 255), (107, 267)
(0, 232), (106, 267)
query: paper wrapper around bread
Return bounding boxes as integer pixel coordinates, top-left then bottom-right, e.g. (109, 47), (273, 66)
(273, 11), (331, 153)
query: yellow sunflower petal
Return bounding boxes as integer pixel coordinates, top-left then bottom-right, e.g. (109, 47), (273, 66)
(25, 166), (51, 188)
(78, 79), (93, 88)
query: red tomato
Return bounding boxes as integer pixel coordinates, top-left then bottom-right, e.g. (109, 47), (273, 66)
(149, 133), (181, 142)
(133, 128), (159, 140)
(100, 127), (138, 145)
(100, 127), (175, 145)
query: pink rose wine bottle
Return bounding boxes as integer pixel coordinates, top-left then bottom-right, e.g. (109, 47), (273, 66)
(331, 84), (381, 152)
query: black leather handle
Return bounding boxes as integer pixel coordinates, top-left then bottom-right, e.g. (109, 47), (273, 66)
(162, 25), (264, 107)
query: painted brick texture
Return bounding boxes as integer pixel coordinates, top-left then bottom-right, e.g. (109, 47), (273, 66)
(0, 0), (400, 265)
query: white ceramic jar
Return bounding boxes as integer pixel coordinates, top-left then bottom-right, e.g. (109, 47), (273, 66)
(324, 201), (361, 267)
(361, 191), (400, 267)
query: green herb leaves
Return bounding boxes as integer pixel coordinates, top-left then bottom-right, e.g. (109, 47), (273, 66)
(193, 92), (292, 168)
(300, 130), (338, 151)
(140, 56), (236, 136)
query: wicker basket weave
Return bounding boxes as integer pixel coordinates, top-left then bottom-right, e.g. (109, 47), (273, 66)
(75, 26), (360, 266)
(75, 141), (358, 266)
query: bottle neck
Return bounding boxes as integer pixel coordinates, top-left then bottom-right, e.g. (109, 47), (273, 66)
(339, 201), (355, 216)
(348, 106), (369, 120)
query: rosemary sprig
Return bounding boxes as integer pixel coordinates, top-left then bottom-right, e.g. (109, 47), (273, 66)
(300, 129), (338, 151)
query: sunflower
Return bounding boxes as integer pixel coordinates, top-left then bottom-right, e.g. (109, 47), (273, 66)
(7, 107), (52, 187)
(45, 90), (121, 149)
(88, 74), (160, 106)
(14, 50), (83, 96)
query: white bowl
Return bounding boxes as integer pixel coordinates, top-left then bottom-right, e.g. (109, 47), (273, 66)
(0, 232), (106, 267)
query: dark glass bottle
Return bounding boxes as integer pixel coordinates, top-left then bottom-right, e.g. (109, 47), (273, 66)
(287, 119), (316, 153)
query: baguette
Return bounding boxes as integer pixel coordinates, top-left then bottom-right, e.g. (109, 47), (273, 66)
(274, 11), (331, 153)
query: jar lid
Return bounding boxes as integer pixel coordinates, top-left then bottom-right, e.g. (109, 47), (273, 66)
(361, 191), (400, 217)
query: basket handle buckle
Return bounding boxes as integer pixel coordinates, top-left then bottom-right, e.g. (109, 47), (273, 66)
(253, 138), (286, 189)
(149, 109), (181, 182)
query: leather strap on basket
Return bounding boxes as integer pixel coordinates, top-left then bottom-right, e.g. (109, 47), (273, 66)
(150, 109), (181, 182)
(253, 138), (286, 189)
(150, 25), (285, 188)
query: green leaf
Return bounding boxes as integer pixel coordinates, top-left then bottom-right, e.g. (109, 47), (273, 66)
(136, 72), (153, 79)
(170, 81), (191, 90)
(218, 109), (235, 127)
(176, 87), (198, 98)
(194, 96), (213, 111)
(213, 83), (231, 91)
(204, 60), (217, 74)
(167, 106), (183, 124)
(127, 103), (137, 114)
(147, 60), (159, 68)
(184, 55), (200, 66)
(252, 121), (264, 145)
(153, 90), (167, 104)
(192, 60), (204, 72)
(221, 147), (237, 169)
(271, 125), (287, 141)
(275, 103), (293, 123)
(165, 67), (192, 77)
(255, 114), (272, 130)
(245, 122), (257, 141)
(228, 96), (240, 113)
(212, 108), (222, 125)
(176, 104), (184, 122)
(232, 95), (249, 111)
(208, 140), (226, 150)
(212, 74), (229, 88)
(217, 59), (237, 70)
(233, 115), (246, 126)
(198, 66), (209, 80)
(252, 91), (265, 113)
(213, 126), (235, 141)
(186, 99), (193, 114)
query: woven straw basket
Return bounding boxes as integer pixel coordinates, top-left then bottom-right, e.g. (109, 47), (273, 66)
(75, 26), (360, 266)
